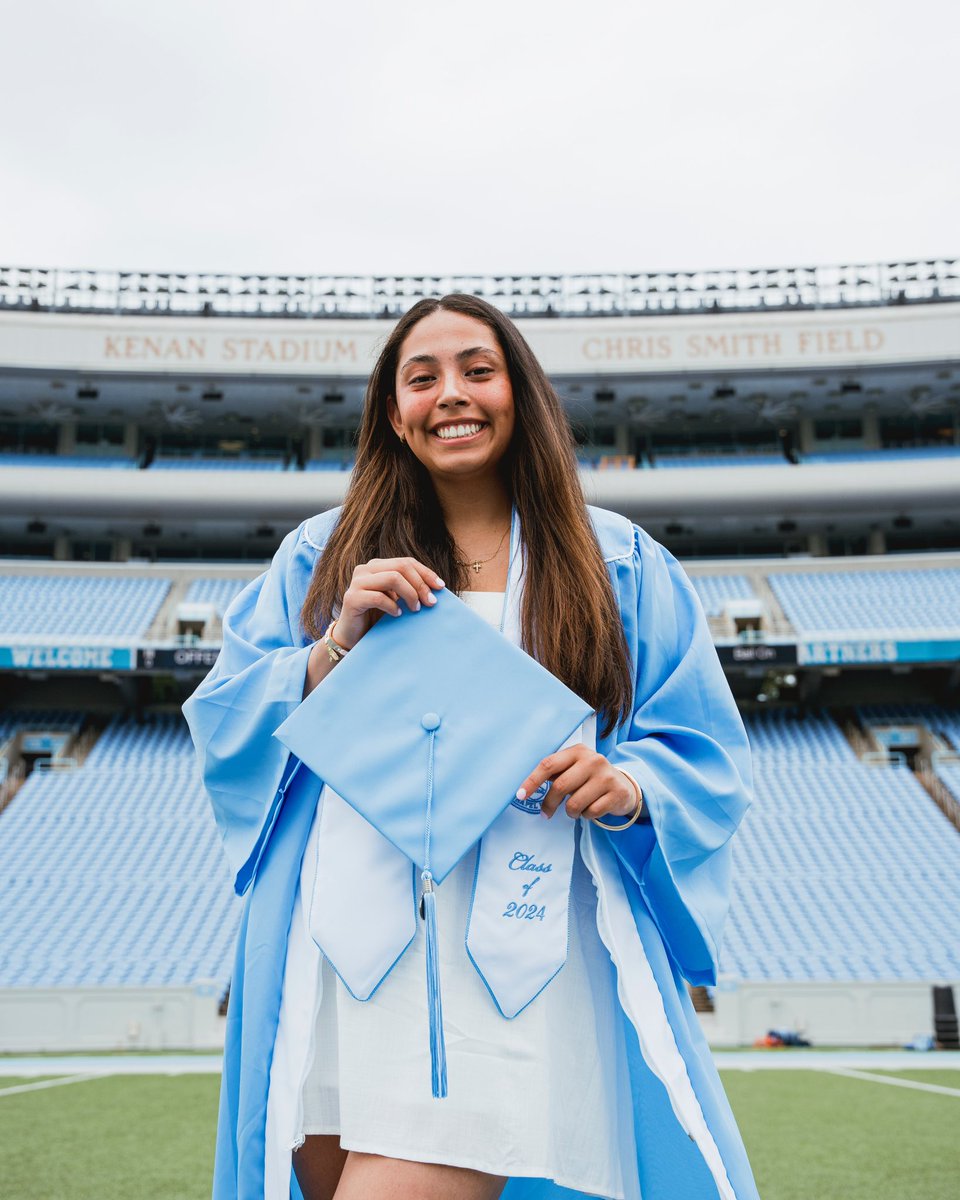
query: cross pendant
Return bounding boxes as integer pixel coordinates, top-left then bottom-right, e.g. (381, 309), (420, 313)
(471, 561), (483, 574)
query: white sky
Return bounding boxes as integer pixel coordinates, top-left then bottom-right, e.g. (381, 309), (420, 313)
(1, 0), (957, 277)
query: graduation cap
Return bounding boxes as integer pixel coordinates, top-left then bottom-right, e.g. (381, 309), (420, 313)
(274, 587), (593, 1097)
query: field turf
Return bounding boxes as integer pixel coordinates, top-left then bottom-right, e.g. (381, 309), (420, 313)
(0, 1068), (957, 1199)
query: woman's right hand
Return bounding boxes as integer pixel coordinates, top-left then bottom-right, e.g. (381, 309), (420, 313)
(333, 558), (445, 649)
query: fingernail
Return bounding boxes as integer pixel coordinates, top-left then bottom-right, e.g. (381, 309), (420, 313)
(435, 578), (445, 588)
(426, 593), (436, 604)
(414, 601), (420, 611)
(515, 788), (526, 800)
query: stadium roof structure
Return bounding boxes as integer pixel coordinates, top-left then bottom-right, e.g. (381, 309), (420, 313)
(1, 257), (959, 320)
(0, 257), (957, 562)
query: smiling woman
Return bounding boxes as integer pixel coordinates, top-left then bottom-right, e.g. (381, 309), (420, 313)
(390, 323), (514, 466)
(184, 293), (761, 1200)
(300, 296), (636, 729)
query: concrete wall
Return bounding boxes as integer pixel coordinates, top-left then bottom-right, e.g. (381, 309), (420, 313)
(702, 977), (952, 1047)
(0, 986), (226, 1052)
(1, 978), (952, 1052)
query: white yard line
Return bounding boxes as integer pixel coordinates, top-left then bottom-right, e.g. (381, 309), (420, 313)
(713, 1050), (959, 1071)
(0, 1074), (100, 1097)
(0, 1049), (956, 1082)
(824, 1067), (960, 1098)
(0, 1054), (222, 1077)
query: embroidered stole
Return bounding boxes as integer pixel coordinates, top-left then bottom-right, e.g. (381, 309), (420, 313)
(308, 522), (582, 1019)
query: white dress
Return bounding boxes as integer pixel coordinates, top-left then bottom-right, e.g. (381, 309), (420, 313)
(299, 591), (628, 1199)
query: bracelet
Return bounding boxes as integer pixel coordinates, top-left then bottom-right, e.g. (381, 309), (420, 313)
(321, 620), (351, 664)
(592, 770), (644, 831)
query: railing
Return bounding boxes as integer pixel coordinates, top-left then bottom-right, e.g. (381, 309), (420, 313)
(918, 755), (960, 833)
(0, 756), (24, 814)
(1, 258), (958, 319)
(35, 756), (79, 770)
(860, 749), (908, 767)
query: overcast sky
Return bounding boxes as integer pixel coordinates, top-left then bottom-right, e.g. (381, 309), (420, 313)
(1, 0), (957, 278)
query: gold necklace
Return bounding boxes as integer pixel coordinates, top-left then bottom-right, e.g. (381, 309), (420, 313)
(454, 525), (511, 575)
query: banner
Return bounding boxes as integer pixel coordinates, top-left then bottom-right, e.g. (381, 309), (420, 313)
(0, 645), (136, 670)
(798, 638), (960, 666)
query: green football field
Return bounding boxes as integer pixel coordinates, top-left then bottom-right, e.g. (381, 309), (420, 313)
(1, 1067), (958, 1199)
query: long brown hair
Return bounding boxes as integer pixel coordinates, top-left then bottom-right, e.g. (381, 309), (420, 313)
(300, 294), (633, 739)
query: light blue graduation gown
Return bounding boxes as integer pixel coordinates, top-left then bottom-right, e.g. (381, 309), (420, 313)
(183, 504), (760, 1200)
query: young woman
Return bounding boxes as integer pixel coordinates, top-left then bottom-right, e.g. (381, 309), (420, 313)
(184, 295), (760, 1200)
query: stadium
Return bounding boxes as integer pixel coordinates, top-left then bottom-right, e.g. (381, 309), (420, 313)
(1, 258), (959, 1198)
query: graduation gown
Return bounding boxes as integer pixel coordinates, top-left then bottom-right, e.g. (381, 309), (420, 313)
(183, 503), (760, 1200)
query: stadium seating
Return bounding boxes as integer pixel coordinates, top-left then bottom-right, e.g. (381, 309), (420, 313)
(0, 714), (240, 991)
(304, 458), (355, 471)
(722, 710), (960, 982)
(150, 456), (285, 470)
(0, 710), (85, 755)
(183, 576), (253, 617)
(767, 567), (960, 634)
(1, 699), (958, 995)
(0, 575), (170, 639)
(653, 453), (787, 468)
(1, 446), (954, 473)
(689, 573), (759, 617)
(742, 708), (854, 762)
(801, 446), (960, 464)
(857, 703), (960, 752)
(0, 452), (136, 469)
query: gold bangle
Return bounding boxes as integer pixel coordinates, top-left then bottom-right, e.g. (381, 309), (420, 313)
(592, 772), (644, 831)
(322, 621), (351, 664)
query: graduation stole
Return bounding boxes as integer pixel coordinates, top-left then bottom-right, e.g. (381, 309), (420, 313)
(307, 513), (583, 1091)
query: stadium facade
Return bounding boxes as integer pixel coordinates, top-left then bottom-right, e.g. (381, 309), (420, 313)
(0, 258), (958, 1053)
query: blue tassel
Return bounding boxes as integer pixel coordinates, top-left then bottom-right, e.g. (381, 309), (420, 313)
(421, 871), (447, 1099)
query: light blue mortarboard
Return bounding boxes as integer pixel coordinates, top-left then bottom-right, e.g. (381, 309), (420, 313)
(274, 587), (593, 1096)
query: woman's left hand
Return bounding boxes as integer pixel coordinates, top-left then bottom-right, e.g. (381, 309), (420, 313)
(516, 745), (638, 821)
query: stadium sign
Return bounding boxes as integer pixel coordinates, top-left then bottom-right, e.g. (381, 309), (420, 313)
(136, 647), (221, 671)
(799, 638), (960, 666)
(2, 299), (960, 378)
(0, 644), (136, 670)
(716, 643), (797, 666)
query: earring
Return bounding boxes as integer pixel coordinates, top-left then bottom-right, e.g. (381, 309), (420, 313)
(399, 432), (406, 445)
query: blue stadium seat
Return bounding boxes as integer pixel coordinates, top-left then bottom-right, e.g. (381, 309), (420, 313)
(802, 446), (960, 465)
(304, 458), (355, 471)
(151, 456), (285, 471)
(743, 708), (855, 762)
(0, 452), (137, 469)
(653, 453), (788, 468)
(689, 574), (758, 617)
(720, 713), (960, 982)
(856, 703), (960, 753)
(0, 714), (240, 992)
(0, 576), (170, 638)
(768, 567), (960, 634)
(183, 576), (254, 618)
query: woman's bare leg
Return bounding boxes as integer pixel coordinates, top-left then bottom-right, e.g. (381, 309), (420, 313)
(334, 1150), (507, 1200)
(293, 1134), (349, 1200)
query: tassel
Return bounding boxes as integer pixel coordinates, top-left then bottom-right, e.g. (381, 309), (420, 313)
(421, 870), (447, 1099)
